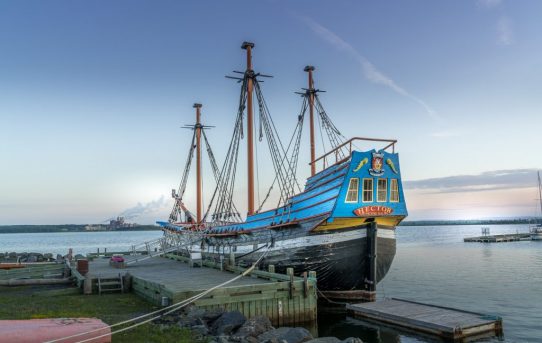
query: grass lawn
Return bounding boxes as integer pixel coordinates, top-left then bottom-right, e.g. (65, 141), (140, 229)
(0, 285), (193, 343)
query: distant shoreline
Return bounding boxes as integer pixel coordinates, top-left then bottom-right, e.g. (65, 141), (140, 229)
(1, 219), (541, 233)
(0, 224), (161, 234)
(399, 218), (541, 226)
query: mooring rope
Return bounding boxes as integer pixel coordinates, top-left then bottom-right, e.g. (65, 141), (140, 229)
(314, 284), (345, 306)
(44, 244), (271, 343)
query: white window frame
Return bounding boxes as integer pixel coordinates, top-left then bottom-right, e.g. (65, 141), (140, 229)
(362, 178), (373, 203)
(345, 178), (359, 203)
(377, 178), (388, 203)
(390, 179), (399, 203)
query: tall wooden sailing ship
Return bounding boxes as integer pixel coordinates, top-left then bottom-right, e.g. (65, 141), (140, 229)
(157, 42), (408, 301)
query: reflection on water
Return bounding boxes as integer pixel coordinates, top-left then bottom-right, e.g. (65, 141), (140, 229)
(482, 245), (493, 259)
(318, 224), (542, 343)
(319, 312), (406, 343)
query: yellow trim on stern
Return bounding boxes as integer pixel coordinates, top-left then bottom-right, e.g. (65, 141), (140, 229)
(313, 216), (405, 232)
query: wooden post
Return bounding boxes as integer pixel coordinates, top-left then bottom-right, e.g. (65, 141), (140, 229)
(123, 272), (132, 292)
(287, 267), (294, 299)
(83, 277), (92, 295)
(229, 251), (235, 267)
(303, 272), (308, 298)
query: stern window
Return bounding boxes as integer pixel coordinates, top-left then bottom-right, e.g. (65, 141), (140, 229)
(345, 178), (359, 203)
(377, 179), (387, 202)
(390, 179), (399, 202)
(362, 178), (373, 202)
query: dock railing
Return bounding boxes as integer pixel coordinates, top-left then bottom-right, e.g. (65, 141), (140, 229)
(310, 136), (397, 172)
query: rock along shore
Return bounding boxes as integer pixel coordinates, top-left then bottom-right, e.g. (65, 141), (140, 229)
(154, 306), (362, 343)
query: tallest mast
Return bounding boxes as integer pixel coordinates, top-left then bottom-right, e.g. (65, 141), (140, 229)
(194, 103), (203, 225)
(242, 41), (255, 216)
(304, 66), (316, 176)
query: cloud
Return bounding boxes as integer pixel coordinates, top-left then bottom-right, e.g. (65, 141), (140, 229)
(476, 0), (514, 46)
(108, 195), (169, 221)
(497, 16), (514, 45)
(299, 16), (438, 120)
(404, 169), (539, 193)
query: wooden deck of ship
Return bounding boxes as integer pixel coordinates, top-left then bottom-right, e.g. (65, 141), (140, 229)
(85, 254), (317, 326)
(464, 233), (531, 243)
(346, 298), (503, 341)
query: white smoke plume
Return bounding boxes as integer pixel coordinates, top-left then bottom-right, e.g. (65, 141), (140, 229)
(107, 195), (169, 221)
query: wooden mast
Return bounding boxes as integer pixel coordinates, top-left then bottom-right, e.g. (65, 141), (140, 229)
(304, 66), (316, 176)
(194, 103), (203, 225)
(242, 41), (255, 216)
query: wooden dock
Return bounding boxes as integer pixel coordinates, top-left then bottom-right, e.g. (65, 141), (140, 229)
(347, 298), (502, 341)
(86, 253), (317, 326)
(464, 233), (531, 243)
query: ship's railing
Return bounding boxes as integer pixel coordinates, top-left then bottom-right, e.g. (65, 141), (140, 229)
(310, 136), (397, 172)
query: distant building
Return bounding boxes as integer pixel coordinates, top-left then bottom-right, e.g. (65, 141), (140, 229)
(85, 224), (107, 231)
(108, 216), (137, 230)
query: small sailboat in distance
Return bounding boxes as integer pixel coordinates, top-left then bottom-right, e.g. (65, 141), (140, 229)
(530, 171), (542, 240)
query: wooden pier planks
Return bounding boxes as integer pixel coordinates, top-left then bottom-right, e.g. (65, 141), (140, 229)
(464, 233), (531, 243)
(346, 298), (502, 341)
(87, 255), (317, 326)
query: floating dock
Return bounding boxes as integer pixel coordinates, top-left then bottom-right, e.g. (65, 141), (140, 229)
(85, 253), (317, 326)
(346, 298), (502, 341)
(464, 233), (531, 243)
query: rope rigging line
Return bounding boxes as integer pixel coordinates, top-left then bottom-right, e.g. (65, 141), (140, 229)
(315, 100), (328, 165)
(208, 70), (306, 220)
(314, 95), (347, 159)
(202, 130), (240, 221)
(285, 97), (307, 196)
(204, 77), (247, 223)
(256, 106), (305, 213)
(169, 129), (197, 222)
(46, 244), (273, 343)
(253, 81), (301, 205)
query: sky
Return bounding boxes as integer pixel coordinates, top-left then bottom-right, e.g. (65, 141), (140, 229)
(0, 0), (541, 224)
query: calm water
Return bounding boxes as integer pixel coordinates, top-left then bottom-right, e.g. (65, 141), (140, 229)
(1, 225), (540, 342)
(320, 224), (542, 343)
(0, 230), (162, 256)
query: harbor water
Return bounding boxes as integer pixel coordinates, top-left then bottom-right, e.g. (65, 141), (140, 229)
(320, 224), (541, 343)
(0, 224), (540, 342)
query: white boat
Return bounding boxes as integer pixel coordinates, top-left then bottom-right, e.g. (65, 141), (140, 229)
(531, 225), (542, 240)
(530, 171), (542, 241)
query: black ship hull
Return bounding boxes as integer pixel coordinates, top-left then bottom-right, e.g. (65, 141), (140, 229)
(164, 220), (396, 301)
